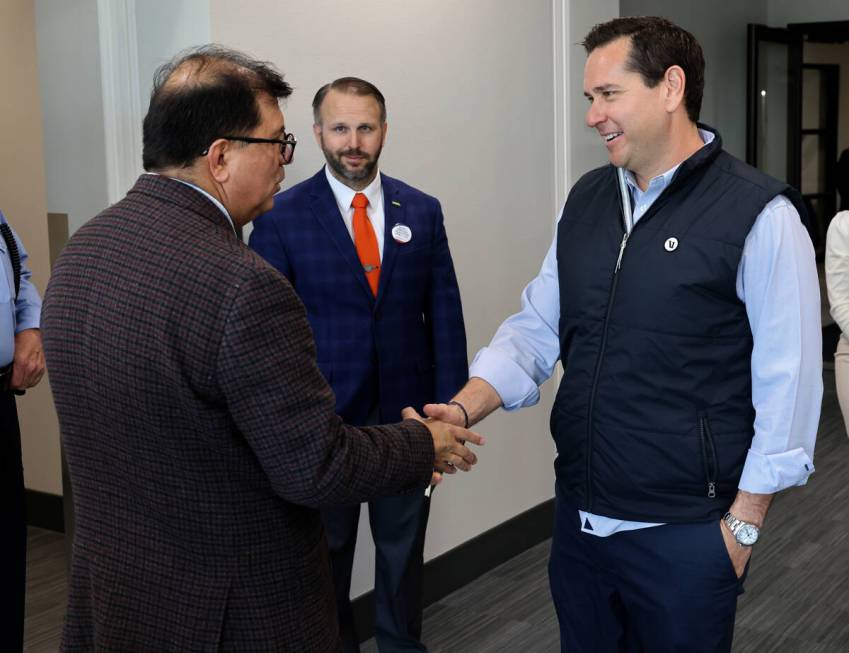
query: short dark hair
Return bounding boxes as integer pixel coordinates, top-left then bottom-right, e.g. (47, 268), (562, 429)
(142, 44), (293, 171)
(582, 16), (704, 123)
(312, 77), (387, 124)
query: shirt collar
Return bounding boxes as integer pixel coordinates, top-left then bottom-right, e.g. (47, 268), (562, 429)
(623, 128), (715, 195)
(146, 172), (236, 233)
(324, 165), (382, 210)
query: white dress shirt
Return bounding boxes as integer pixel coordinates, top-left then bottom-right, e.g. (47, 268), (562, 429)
(325, 165), (386, 259)
(470, 131), (822, 536)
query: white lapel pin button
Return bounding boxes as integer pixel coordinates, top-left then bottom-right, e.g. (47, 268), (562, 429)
(664, 237), (679, 252)
(392, 223), (412, 244)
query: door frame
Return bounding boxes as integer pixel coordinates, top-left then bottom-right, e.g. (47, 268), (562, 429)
(745, 24), (803, 188)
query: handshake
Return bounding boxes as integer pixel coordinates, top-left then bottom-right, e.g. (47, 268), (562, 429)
(401, 401), (484, 487)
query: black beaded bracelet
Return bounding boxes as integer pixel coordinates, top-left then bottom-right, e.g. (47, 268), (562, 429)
(448, 400), (470, 429)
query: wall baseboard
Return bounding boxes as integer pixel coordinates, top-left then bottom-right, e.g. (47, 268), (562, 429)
(352, 497), (554, 643)
(25, 489), (64, 533)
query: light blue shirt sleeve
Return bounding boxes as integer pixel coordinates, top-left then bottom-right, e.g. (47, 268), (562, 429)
(1, 214), (42, 366)
(736, 195), (822, 493)
(469, 213), (562, 410)
(13, 231), (42, 332)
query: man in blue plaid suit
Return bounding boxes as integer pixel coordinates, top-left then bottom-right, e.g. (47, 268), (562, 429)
(251, 77), (467, 652)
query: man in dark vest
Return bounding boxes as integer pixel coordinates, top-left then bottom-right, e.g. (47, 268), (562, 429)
(424, 16), (821, 652)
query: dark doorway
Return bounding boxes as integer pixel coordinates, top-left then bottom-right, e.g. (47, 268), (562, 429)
(747, 20), (849, 258)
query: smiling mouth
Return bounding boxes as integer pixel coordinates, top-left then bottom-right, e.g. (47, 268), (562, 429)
(603, 132), (623, 143)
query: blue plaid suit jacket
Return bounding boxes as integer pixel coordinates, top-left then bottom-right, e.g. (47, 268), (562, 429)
(251, 169), (468, 424)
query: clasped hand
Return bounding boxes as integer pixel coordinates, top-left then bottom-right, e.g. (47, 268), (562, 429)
(401, 406), (485, 486)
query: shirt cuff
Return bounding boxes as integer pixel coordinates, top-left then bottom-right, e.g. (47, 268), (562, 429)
(14, 306), (41, 332)
(469, 346), (541, 411)
(737, 447), (815, 494)
(14, 292), (41, 331)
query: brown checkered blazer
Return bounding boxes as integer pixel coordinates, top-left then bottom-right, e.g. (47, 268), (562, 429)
(42, 175), (434, 652)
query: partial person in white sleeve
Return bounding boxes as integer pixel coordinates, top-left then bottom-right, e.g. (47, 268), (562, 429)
(425, 16), (821, 653)
(826, 209), (849, 437)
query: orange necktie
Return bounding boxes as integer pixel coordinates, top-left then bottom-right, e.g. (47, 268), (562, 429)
(351, 192), (380, 295)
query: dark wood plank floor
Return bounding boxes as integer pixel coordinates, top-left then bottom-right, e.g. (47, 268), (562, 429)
(25, 370), (849, 652)
(23, 527), (65, 652)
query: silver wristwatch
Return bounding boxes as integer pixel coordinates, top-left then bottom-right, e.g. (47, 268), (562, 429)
(722, 511), (760, 547)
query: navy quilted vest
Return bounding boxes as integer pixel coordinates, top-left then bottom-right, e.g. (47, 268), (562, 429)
(552, 126), (807, 522)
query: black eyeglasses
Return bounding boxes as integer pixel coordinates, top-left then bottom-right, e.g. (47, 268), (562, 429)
(203, 132), (297, 164)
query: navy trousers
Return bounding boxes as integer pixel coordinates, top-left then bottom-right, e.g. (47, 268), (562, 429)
(322, 489), (430, 653)
(2, 392), (25, 651)
(549, 487), (745, 653)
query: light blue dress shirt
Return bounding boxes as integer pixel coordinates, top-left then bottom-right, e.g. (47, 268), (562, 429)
(469, 131), (823, 536)
(0, 210), (42, 367)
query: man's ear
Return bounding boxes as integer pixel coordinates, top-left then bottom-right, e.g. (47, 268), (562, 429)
(663, 65), (687, 114)
(206, 138), (231, 183)
(313, 123), (322, 147)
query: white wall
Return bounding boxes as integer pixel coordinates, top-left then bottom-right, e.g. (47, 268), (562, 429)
(767, 0), (849, 25)
(136, 0), (211, 108)
(212, 0), (617, 599)
(35, 0), (108, 235)
(35, 0), (211, 236)
(620, 0), (769, 160)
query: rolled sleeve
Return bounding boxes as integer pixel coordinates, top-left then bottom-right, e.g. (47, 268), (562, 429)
(470, 346), (542, 410)
(738, 447), (815, 493)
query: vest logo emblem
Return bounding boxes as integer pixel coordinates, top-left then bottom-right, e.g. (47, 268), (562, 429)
(664, 237), (679, 252)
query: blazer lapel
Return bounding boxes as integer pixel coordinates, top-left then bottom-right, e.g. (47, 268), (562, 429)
(309, 171), (375, 302)
(375, 176), (404, 310)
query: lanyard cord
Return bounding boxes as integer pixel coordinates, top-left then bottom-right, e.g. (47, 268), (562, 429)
(0, 223), (21, 298)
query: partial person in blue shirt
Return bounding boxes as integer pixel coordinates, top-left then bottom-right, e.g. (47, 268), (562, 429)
(424, 16), (821, 653)
(1, 209), (45, 652)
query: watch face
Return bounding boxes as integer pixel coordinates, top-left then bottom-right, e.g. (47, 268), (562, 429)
(737, 524), (759, 546)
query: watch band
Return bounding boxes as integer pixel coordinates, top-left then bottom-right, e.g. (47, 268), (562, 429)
(723, 512), (742, 532)
(723, 511), (760, 547)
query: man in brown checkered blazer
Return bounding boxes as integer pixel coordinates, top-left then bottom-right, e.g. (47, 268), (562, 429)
(41, 45), (482, 652)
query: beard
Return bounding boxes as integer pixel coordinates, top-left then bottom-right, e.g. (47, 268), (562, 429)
(322, 140), (382, 185)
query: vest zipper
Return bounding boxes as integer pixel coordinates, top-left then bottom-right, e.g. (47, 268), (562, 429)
(615, 232), (629, 272)
(698, 414), (718, 498)
(585, 230), (629, 511)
